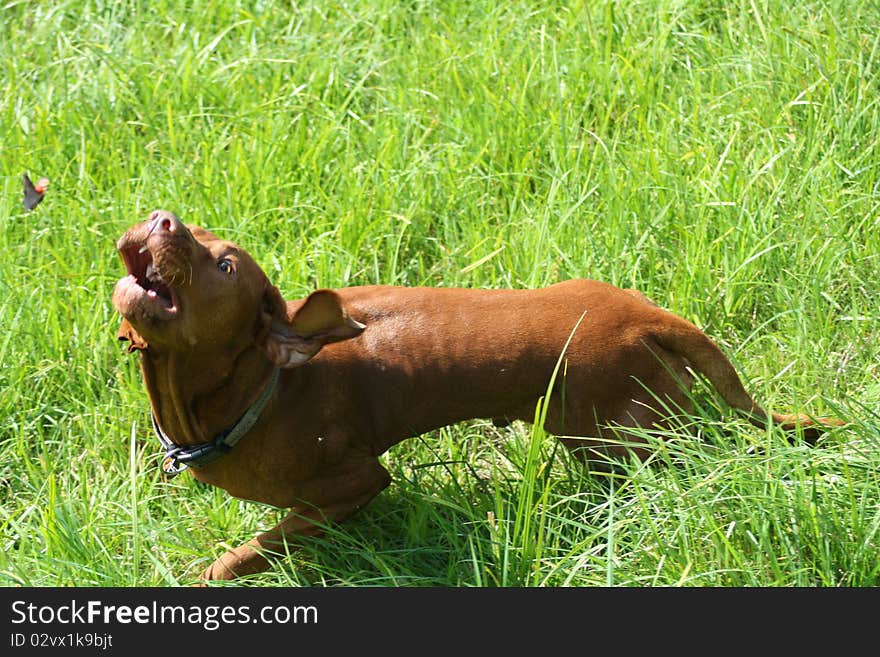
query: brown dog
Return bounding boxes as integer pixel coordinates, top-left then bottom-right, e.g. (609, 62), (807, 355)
(113, 210), (843, 581)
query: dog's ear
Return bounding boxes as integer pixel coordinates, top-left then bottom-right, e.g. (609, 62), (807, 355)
(259, 287), (365, 368)
(117, 318), (147, 352)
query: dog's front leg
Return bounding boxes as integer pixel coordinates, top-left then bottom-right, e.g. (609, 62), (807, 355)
(198, 509), (325, 582)
(198, 457), (391, 582)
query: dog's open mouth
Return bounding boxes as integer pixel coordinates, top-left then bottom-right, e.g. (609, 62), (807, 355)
(117, 242), (180, 316)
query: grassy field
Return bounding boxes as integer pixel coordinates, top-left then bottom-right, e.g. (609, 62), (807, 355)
(1, 0), (878, 587)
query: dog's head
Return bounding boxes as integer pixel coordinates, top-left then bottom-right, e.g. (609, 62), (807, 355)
(113, 210), (364, 364)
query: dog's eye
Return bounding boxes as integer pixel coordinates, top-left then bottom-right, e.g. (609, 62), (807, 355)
(218, 258), (235, 275)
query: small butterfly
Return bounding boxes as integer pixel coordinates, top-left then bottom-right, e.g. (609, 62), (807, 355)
(23, 173), (50, 210)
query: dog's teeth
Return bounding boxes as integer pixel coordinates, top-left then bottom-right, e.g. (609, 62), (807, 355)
(138, 245), (148, 254)
(146, 263), (155, 278)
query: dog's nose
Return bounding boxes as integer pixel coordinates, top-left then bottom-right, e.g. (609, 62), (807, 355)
(148, 209), (181, 234)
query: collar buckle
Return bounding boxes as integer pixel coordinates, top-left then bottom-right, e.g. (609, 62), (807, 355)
(162, 455), (188, 477)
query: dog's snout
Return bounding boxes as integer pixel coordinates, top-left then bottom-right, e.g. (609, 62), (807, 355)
(149, 210), (181, 234)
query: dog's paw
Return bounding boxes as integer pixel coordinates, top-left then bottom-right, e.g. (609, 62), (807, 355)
(199, 545), (272, 582)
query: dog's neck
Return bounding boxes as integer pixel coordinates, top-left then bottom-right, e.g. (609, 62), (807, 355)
(138, 344), (276, 447)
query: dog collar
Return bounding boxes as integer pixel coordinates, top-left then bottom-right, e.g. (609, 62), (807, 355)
(152, 367), (280, 477)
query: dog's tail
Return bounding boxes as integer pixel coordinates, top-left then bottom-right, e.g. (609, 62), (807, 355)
(653, 317), (845, 441)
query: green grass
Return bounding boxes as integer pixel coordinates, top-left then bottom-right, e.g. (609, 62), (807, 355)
(1, 0), (878, 586)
